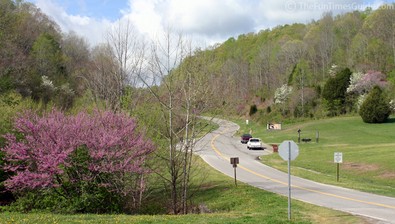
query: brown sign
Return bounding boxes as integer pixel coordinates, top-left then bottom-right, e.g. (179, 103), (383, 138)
(230, 157), (239, 167)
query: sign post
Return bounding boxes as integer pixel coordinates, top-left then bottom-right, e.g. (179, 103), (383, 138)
(297, 129), (301, 143)
(278, 140), (299, 221)
(230, 157), (239, 186)
(334, 152), (343, 182)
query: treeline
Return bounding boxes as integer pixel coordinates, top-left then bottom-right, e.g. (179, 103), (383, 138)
(1, 0), (81, 109)
(181, 5), (395, 121)
(0, 0), (138, 112)
(2, 0), (395, 119)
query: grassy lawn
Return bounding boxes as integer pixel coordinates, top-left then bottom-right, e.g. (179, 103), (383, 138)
(236, 116), (395, 197)
(0, 157), (368, 223)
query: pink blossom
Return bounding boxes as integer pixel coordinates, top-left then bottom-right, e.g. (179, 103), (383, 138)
(347, 71), (388, 94)
(1, 109), (155, 194)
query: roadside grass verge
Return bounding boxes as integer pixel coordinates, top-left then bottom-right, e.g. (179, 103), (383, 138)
(235, 116), (395, 197)
(196, 118), (219, 138)
(0, 157), (367, 223)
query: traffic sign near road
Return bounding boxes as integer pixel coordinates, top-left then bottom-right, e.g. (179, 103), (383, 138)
(334, 152), (343, 163)
(279, 140), (299, 161)
(278, 140), (299, 220)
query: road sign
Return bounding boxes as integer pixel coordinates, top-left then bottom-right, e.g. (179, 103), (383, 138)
(334, 152), (343, 163)
(230, 157), (239, 167)
(230, 157), (239, 186)
(279, 140), (299, 161)
(278, 140), (299, 221)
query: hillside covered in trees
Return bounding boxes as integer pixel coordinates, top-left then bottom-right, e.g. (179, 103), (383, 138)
(1, 0), (395, 120)
(178, 5), (395, 122)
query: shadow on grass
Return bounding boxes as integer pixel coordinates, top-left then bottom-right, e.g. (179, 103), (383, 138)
(386, 118), (395, 123)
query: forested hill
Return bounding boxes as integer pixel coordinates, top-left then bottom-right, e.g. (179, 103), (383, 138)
(1, 0), (395, 121)
(181, 5), (395, 119)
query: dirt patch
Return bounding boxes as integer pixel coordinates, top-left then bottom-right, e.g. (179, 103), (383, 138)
(342, 162), (380, 173)
(378, 172), (395, 179)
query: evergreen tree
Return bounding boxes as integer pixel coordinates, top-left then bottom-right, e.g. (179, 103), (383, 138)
(359, 86), (391, 123)
(322, 68), (352, 115)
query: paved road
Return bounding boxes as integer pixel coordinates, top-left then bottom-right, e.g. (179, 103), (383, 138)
(196, 117), (395, 224)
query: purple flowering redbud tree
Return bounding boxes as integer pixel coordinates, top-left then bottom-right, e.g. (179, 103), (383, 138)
(1, 109), (154, 209)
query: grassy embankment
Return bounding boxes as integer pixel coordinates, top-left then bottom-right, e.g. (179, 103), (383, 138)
(236, 116), (395, 197)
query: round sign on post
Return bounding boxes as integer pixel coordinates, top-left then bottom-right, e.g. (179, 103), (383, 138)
(278, 140), (299, 221)
(279, 140), (299, 161)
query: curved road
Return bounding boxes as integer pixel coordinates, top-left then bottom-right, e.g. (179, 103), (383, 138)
(196, 118), (395, 224)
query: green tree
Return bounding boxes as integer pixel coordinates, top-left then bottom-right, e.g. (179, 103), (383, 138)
(359, 86), (391, 123)
(322, 68), (352, 116)
(31, 33), (65, 81)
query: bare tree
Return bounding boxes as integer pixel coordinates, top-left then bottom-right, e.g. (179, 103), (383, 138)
(81, 44), (121, 110)
(61, 31), (90, 95)
(221, 57), (250, 100)
(281, 40), (307, 68)
(304, 13), (335, 81)
(250, 41), (281, 95)
(139, 29), (213, 214)
(105, 19), (146, 112)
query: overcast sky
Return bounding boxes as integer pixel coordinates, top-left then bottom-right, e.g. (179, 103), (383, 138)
(26, 0), (395, 48)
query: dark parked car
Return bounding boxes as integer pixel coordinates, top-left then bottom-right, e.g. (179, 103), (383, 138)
(241, 133), (252, 144)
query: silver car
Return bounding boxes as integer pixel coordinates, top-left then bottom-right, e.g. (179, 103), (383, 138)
(247, 138), (264, 150)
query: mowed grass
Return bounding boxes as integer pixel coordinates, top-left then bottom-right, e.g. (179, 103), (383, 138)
(0, 157), (369, 224)
(236, 116), (395, 196)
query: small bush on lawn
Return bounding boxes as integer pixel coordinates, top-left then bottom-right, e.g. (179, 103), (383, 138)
(359, 86), (391, 123)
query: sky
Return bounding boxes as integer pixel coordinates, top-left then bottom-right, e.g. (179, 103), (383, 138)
(25, 0), (395, 48)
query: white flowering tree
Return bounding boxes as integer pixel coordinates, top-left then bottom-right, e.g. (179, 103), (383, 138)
(390, 100), (395, 112)
(347, 71), (387, 94)
(40, 75), (56, 106)
(347, 71), (388, 111)
(346, 72), (364, 94)
(274, 84), (293, 104)
(40, 75), (75, 110)
(328, 64), (339, 77)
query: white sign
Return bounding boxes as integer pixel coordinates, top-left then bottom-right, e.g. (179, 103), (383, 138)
(267, 123), (282, 130)
(246, 120), (249, 125)
(279, 140), (299, 161)
(334, 152), (343, 163)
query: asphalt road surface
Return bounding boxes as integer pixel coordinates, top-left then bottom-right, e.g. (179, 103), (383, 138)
(196, 117), (395, 224)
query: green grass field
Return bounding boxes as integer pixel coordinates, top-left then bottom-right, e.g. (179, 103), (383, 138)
(236, 116), (395, 197)
(0, 157), (369, 224)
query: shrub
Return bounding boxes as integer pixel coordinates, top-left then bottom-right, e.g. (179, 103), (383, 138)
(249, 104), (258, 116)
(359, 86), (391, 123)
